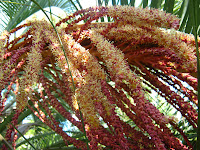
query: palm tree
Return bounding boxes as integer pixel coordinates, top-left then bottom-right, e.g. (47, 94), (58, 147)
(0, 0), (200, 149)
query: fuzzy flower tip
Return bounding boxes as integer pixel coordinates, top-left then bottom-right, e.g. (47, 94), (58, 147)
(107, 5), (180, 29)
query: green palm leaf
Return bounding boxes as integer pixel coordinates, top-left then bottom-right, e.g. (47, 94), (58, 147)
(0, 0), (79, 32)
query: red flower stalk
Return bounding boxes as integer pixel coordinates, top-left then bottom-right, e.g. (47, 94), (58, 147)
(169, 69), (198, 91)
(40, 73), (84, 131)
(137, 64), (197, 128)
(1, 5), (198, 150)
(169, 121), (193, 149)
(3, 110), (21, 150)
(29, 94), (88, 150)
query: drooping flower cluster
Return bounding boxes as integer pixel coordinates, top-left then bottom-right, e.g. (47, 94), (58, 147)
(0, 5), (198, 150)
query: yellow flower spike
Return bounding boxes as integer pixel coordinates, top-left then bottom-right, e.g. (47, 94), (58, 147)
(90, 30), (140, 90)
(72, 94), (79, 110)
(73, 74), (102, 128)
(0, 32), (9, 90)
(107, 5), (179, 29)
(16, 82), (31, 111)
(151, 27), (197, 71)
(62, 33), (107, 80)
(0, 31), (8, 58)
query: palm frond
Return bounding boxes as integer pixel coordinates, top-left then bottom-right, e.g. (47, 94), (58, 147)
(0, 0), (80, 32)
(16, 130), (85, 149)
